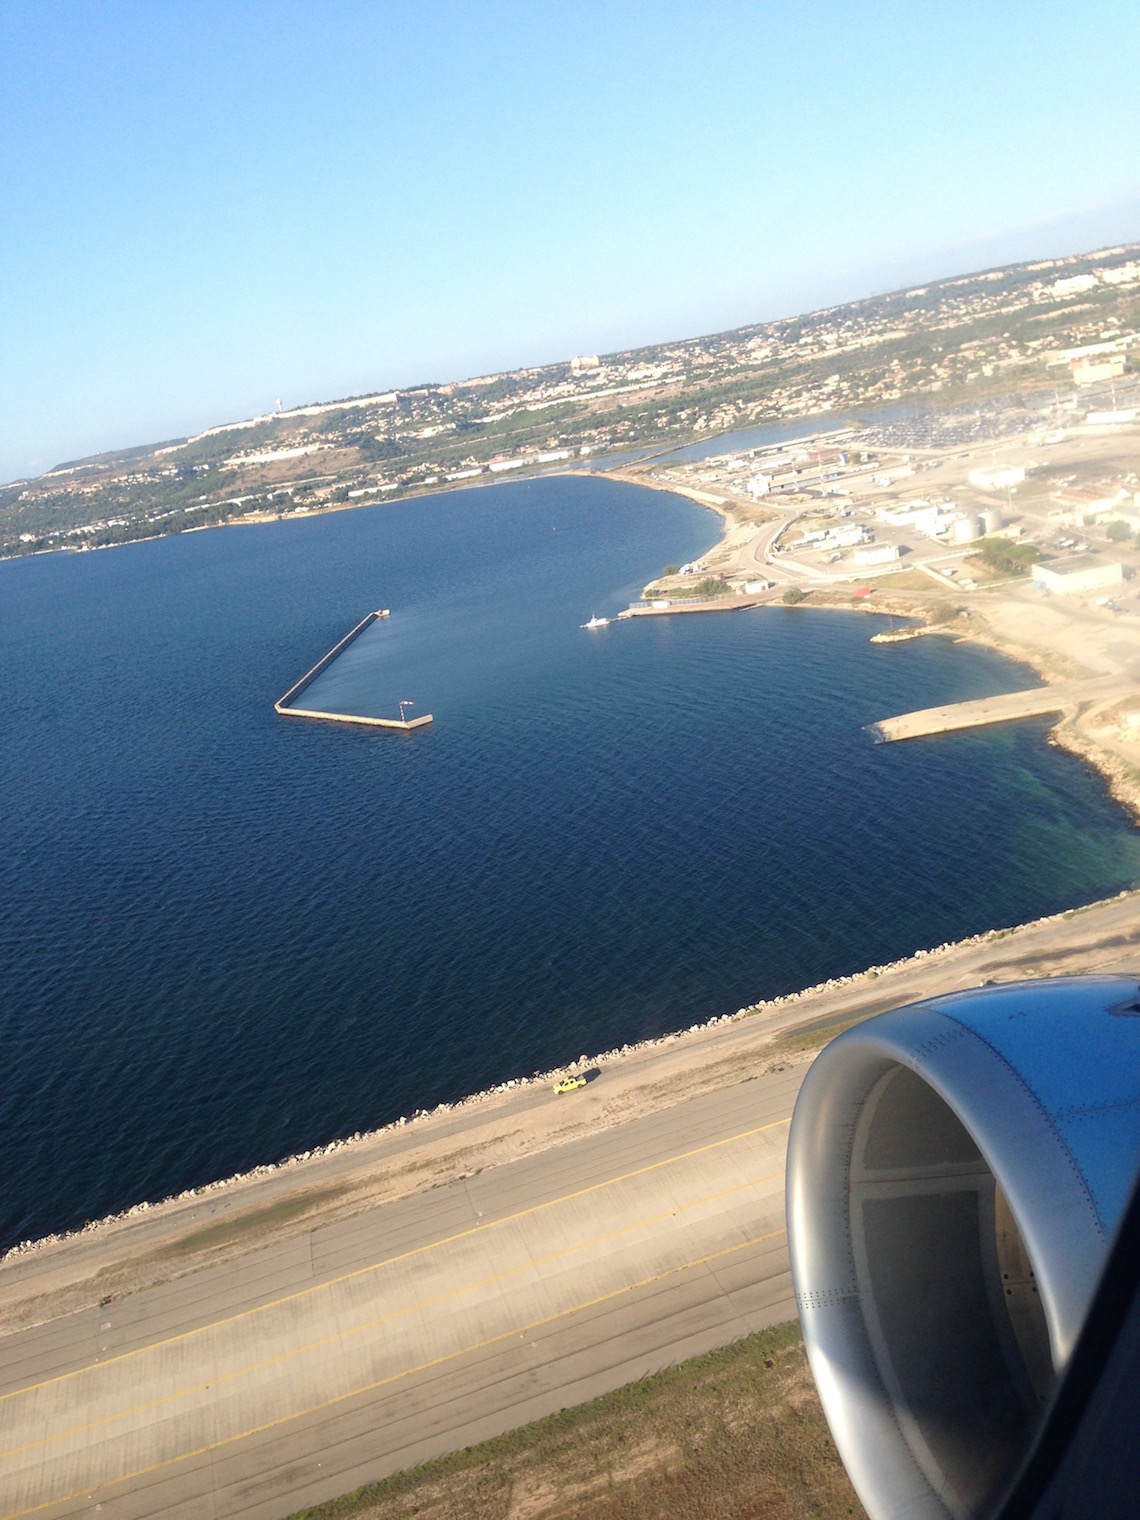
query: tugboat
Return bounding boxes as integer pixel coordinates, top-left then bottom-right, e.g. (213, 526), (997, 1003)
(581, 613), (611, 630)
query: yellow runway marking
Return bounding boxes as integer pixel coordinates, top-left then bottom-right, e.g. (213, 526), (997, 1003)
(2, 1227), (788, 1520)
(0, 1167), (786, 1461)
(0, 1117), (789, 1404)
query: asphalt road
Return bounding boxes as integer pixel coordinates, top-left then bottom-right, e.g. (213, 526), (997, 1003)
(749, 512), (797, 575)
(0, 1066), (804, 1520)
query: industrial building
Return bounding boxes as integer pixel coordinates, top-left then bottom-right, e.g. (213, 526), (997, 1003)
(1055, 485), (1131, 523)
(1071, 354), (1127, 385)
(854, 542), (900, 566)
(1085, 409), (1138, 426)
(877, 501), (956, 537)
(968, 465), (1025, 491)
(1033, 554), (1124, 596)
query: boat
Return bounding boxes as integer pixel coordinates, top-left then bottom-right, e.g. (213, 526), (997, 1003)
(581, 614), (611, 629)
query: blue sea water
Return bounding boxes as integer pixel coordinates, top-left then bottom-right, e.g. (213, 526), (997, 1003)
(2, 474), (1138, 1249)
(583, 413), (853, 473)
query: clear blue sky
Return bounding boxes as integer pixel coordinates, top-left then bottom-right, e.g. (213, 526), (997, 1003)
(3, 0), (1139, 482)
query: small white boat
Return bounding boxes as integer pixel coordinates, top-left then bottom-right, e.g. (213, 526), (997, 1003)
(581, 614), (611, 630)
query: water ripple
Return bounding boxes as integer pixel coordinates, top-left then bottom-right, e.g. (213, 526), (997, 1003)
(1, 477), (1138, 1247)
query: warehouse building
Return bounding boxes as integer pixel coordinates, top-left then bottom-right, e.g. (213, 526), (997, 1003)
(853, 542), (900, 566)
(1033, 554), (1124, 596)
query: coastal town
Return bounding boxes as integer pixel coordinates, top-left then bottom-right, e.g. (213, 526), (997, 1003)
(2, 241), (1138, 558)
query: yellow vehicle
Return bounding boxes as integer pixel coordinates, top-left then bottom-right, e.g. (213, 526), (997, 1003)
(552, 1074), (587, 1095)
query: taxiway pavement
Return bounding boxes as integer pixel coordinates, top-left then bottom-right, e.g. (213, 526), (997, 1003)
(0, 1067), (803, 1520)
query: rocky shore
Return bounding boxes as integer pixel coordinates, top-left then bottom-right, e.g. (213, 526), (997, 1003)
(4, 886), (1139, 1334)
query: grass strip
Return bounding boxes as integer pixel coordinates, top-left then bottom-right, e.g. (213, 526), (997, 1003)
(287, 1320), (865, 1520)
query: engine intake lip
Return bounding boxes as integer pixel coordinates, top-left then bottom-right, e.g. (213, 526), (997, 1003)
(786, 976), (1140, 1520)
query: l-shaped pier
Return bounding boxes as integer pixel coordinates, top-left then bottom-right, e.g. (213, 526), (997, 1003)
(274, 610), (434, 730)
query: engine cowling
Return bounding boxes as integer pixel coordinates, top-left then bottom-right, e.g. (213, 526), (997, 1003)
(785, 976), (1140, 1520)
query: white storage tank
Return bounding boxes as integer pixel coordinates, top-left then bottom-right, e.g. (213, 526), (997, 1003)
(952, 515), (982, 544)
(981, 509), (1003, 535)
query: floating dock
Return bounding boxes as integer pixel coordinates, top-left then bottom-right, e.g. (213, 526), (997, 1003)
(274, 610), (434, 731)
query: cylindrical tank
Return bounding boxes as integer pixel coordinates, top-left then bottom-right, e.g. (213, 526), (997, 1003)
(953, 515), (982, 544)
(981, 509), (1003, 535)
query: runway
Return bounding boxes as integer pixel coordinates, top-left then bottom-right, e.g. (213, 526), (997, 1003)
(0, 1067), (803, 1520)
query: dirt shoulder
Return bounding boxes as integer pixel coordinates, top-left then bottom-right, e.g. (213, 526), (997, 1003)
(4, 890), (1140, 1335)
(283, 1321), (863, 1520)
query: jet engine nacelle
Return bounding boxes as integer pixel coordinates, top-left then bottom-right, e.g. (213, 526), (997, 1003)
(786, 976), (1140, 1520)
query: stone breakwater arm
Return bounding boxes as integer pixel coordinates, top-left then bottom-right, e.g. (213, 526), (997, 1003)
(868, 678), (1129, 743)
(274, 611), (432, 729)
(275, 610), (385, 710)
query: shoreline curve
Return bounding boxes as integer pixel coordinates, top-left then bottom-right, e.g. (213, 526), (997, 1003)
(5, 887), (1138, 1268)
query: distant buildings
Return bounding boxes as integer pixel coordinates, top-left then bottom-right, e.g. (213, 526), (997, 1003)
(1085, 410), (1138, 426)
(854, 542), (900, 565)
(969, 465), (1026, 491)
(1097, 262), (1140, 286)
(877, 501), (954, 537)
(17, 238), (1140, 562)
(1033, 555), (1124, 596)
(1052, 273), (1098, 296)
(1071, 354), (1126, 385)
(798, 523), (869, 551)
(1055, 485), (1131, 522)
(832, 525), (870, 549)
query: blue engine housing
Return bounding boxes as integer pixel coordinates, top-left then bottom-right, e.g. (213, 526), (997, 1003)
(786, 977), (1140, 1520)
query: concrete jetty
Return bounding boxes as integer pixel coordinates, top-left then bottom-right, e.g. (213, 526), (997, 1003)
(275, 610), (434, 731)
(276, 704), (433, 731)
(618, 594), (768, 619)
(868, 681), (1129, 743)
